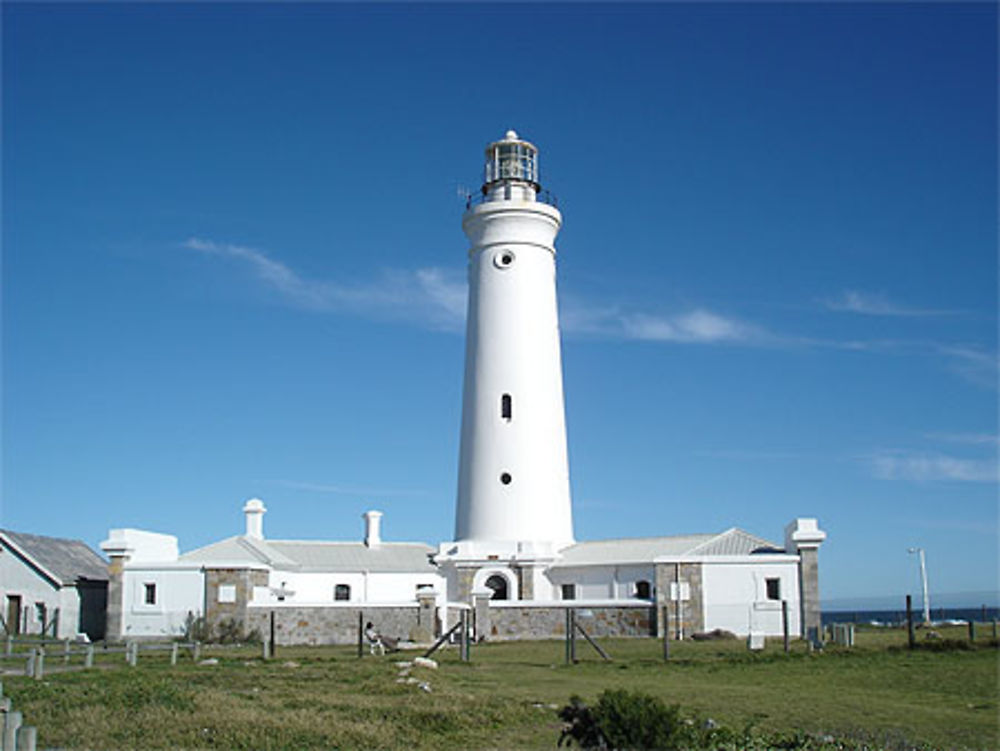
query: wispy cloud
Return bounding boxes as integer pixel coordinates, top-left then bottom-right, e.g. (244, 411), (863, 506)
(936, 345), (999, 389)
(924, 432), (999, 446)
(823, 290), (951, 317)
(182, 239), (996, 383)
(272, 480), (429, 498)
(619, 310), (764, 344)
(869, 451), (998, 483)
(184, 238), (466, 330)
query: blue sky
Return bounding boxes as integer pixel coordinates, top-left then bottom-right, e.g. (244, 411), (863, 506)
(3, 2), (996, 608)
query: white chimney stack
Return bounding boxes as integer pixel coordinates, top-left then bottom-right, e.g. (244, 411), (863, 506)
(243, 498), (266, 539)
(363, 510), (383, 548)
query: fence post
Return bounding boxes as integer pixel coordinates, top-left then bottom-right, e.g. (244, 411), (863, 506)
(968, 621), (976, 642)
(570, 609), (577, 663)
(261, 639), (270, 661)
(564, 609), (572, 664)
(171, 643), (179, 666)
(782, 600), (790, 653)
(357, 612), (364, 659)
(269, 611), (276, 660)
(661, 605), (670, 661)
(906, 595), (915, 649)
(63, 639), (71, 664)
(993, 619), (997, 640)
(85, 645), (94, 668)
(4, 636), (11, 656)
(127, 642), (137, 667)
(17, 724), (38, 751)
(24, 649), (35, 678)
(34, 649), (44, 680)
(193, 642), (201, 662)
(459, 610), (468, 662)
(3, 709), (22, 751)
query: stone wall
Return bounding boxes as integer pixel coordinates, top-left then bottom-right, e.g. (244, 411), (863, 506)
(247, 605), (422, 646)
(204, 568), (268, 636)
(484, 605), (655, 640)
(105, 555), (126, 642)
(798, 547), (821, 636)
(654, 562), (705, 638)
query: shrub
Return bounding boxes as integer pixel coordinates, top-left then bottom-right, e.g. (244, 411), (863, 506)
(181, 612), (211, 643)
(558, 689), (711, 749)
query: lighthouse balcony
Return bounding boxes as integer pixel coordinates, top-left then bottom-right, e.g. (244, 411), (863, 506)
(465, 186), (558, 211)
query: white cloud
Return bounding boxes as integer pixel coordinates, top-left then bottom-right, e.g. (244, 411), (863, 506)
(870, 451), (998, 483)
(184, 238), (466, 331)
(620, 309), (761, 343)
(823, 290), (949, 317)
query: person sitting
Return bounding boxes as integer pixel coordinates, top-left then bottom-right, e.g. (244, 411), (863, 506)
(364, 621), (385, 655)
(364, 622), (399, 655)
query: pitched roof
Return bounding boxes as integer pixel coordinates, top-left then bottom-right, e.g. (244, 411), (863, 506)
(553, 528), (782, 567)
(181, 536), (437, 574)
(0, 529), (108, 585)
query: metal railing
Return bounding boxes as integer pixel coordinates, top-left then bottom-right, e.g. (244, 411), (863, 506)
(464, 187), (558, 211)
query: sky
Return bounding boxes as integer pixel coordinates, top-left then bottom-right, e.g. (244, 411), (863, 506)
(3, 2), (997, 609)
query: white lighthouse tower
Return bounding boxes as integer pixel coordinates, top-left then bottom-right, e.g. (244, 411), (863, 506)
(438, 130), (574, 602)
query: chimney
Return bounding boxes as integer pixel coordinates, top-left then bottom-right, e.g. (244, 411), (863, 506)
(363, 510), (383, 548)
(243, 498), (266, 539)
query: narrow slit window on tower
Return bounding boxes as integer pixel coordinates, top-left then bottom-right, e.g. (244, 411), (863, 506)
(501, 393), (512, 421)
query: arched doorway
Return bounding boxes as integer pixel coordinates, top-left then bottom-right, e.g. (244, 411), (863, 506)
(484, 574), (509, 600)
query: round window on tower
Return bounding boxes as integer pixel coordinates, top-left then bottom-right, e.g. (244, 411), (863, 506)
(500, 472), (512, 485)
(493, 250), (515, 269)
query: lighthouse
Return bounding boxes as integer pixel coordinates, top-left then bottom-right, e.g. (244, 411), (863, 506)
(438, 130), (575, 602)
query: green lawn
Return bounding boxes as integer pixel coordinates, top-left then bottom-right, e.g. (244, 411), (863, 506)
(2, 626), (997, 750)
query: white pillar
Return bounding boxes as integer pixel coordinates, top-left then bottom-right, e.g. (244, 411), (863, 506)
(243, 499), (266, 539)
(363, 510), (383, 548)
(454, 130), (574, 549)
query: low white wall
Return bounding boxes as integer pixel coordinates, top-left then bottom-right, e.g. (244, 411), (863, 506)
(701, 561), (801, 636)
(121, 567), (204, 637)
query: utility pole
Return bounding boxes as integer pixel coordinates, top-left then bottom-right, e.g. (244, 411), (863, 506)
(908, 547), (931, 625)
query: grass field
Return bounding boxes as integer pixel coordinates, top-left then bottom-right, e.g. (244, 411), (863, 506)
(2, 625), (997, 750)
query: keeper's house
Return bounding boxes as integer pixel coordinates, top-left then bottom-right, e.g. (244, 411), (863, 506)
(1, 529), (108, 640)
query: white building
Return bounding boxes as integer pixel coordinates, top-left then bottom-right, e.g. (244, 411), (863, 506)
(1, 529), (108, 640)
(101, 131), (826, 643)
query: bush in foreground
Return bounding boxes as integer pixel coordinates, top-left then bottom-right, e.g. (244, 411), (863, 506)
(557, 689), (944, 750)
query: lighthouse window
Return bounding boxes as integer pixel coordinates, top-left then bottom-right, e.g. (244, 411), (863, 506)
(500, 472), (512, 485)
(334, 584), (351, 601)
(501, 394), (512, 421)
(493, 250), (515, 269)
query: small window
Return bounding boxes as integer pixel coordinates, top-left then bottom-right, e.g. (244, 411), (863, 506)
(334, 584), (351, 601)
(218, 585), (236, 603)
(501, 393), (512, 421)
(635, 580), (651, 599)
(500, 472), (512, 485)
(561, 584), (576, 601)
(765, 578), (781, 601)
(144, 583), (157, 605)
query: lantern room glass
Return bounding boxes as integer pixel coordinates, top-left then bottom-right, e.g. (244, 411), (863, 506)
(484, 140), (538, 187)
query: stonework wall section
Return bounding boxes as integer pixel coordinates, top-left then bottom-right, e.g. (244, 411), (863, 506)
(247, 606), (421, 646)
(487, 605), (654, 640)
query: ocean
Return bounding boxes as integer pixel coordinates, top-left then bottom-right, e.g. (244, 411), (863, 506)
(823, 606), (1000, 626)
